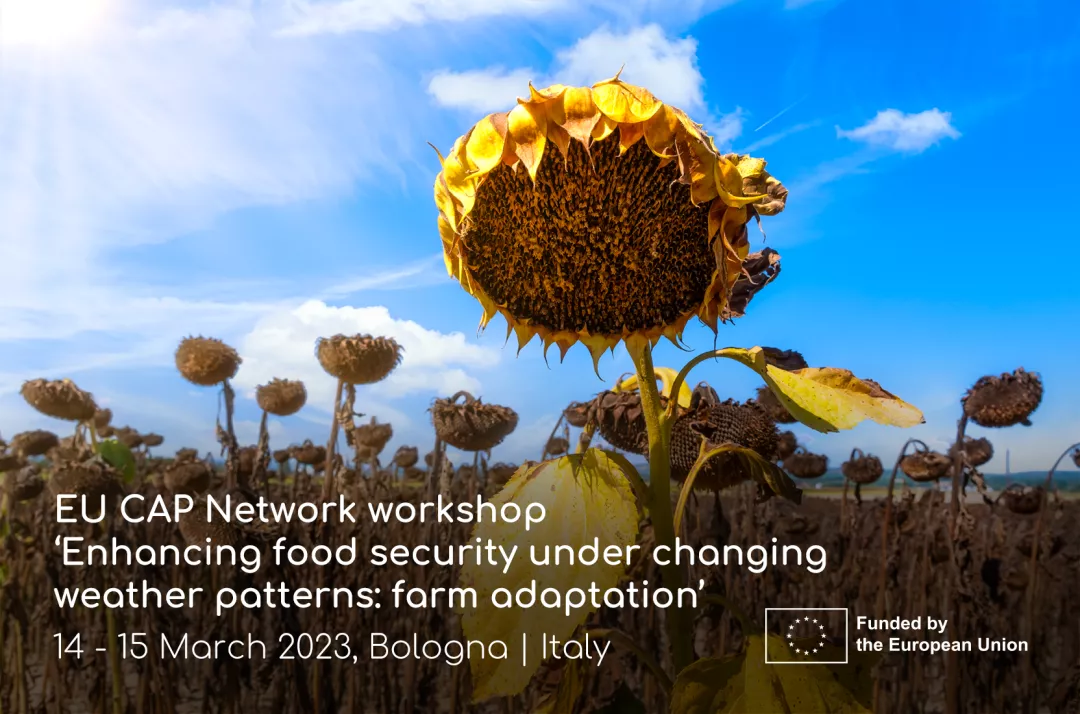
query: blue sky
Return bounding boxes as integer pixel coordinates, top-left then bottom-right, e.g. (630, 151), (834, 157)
(1, 0), (1078, 473)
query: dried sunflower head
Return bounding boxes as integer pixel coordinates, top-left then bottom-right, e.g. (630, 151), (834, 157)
(775, 430), (798, 461)
(841, 449), (884, 485)
(256, 378), (308, 417)
(316, 334), (402, 385)
(434, 77), (787, 367)
(351, 417), (393, 454)
(272, 448), (292, 464)
(545, 436), (570, 456)
(175, 336), (241, 386)
(392, 445), (419, 469)
(430, 391), (518, 452)
(21, 378), (97, 422)
(49, 458), (124, 505)
(783, 449), (829, 480)
(999, 484), (1043, 515)
(164, 461), (212, 497)
(962, 368), (1042, 428)
(175, 447), (199, 462)
(0, 452), (28, 473)
(563, 401), (592, 429)
(899, 449), (951, 482)
(591, 390), (650, 454)
(142, 433), (164, 448)
(950, 436), (994, 468)
(93, 408), (113, 429)
(11, 429), (59, 458)
(291, 440), (326, 466)
(114, 427), (143, 449)
(6, 464), (45, 502)
(671, 400), (780, 490)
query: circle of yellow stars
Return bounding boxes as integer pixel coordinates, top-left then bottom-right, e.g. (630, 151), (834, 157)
(786, 616), (828, 656)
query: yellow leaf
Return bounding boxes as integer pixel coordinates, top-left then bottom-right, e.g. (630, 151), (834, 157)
(717, 347), (925, 433)
(457, 450), (640, 701)
(671, 637), (873, 714)
(615, 366), (693, 408)
(534, 660), (584, 714)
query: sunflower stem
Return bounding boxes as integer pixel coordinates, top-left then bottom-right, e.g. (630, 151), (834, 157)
(629, 342), (693, 676)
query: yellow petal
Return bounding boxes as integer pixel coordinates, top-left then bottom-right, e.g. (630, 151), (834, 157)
(591, 79), (663, 123)
(591, 114), (618, 142)
(457, 451), (640, 701)
(528, 82), (568, 102)
(643, 105), (680, 157)
(554, 86), (600, 145)
(464, 112), (509, 176)
(618, 121), (645, 153)
(507, 102), (548, 182)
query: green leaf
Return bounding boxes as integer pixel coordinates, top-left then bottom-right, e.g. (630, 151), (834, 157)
(717, 347), (924, 433)
(456, 449), (640, 702)
(95, 439), (136, 484)
(671, 636), (874, 714)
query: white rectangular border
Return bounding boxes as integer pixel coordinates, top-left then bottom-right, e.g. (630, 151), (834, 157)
(764, 608), (849, 664)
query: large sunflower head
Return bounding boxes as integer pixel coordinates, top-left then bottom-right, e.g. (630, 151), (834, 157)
(434, 76), (787, 369)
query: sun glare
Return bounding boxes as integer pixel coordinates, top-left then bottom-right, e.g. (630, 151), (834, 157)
(0, 0), (113, 49)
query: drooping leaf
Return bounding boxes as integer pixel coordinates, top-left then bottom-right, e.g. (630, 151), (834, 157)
(535, 660), (584, 714)
(456, 450), (640, 702)
(669, 650), (746, 714)
(671, 636), (874, 714)
(718, 347), (924, 433)
(95, 439), (136, 484)
(616, 366), (694, 408)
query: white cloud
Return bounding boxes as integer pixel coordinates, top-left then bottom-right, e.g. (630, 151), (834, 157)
(280, 0), (568, 36)
(427, 25), (741, 142)
(231, 300), (501, 411)
(837, 109), (960, 153)
(426, 68), (539, 114)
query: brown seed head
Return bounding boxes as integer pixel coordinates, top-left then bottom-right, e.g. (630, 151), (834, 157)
(962, 368), (1043, 428)
(671, 400), (781, 490)
(20, 378), (97, 421)
(545, 436), (570, 456)
(403, 466), (426, 482)
(430, 391), (518, 452)
(6, 464), (45, 501)
(841, 449), (884, 485)
(237, 446), (258, 478)
(352, 417), (393, 453)
(164, 461), (212, 496)
(175, 336), (241, 386)
(11, 429), (60, 457)
(775, 430), (798, 461)
(783, 449), (829, 480)
(114, 427), (143, 449)
(291, 440), (326, 466)
(563, 401), (591, 429)
(256, 378), (308, 417)
(93, 408), (113, 429)
(316, 334), (402, 385)
(0, 452), (28, 473)
(592, 390), (651, 454)
(49, 458), (124, 505)
(951, 436), (994, 468)
(175, 448), (199, 462)
(900, 450), (952, 482)
(272, 448), (292, 464)
(142, 433), (164, 448)
(999, 485), (1043, 515)
(179, 498), (242, 546)
(392, 445), (419, 468)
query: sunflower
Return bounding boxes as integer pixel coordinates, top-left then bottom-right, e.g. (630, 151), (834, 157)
(434, 76), (787, 367)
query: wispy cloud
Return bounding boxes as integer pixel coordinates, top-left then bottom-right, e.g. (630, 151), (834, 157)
(279, 0), (569, 36)
(738, 121), (820, 154)
(837, 109), (960, 153)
